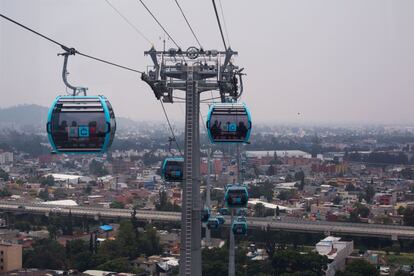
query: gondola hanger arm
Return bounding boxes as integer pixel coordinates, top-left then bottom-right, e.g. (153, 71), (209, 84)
(58, 47), (88, 96)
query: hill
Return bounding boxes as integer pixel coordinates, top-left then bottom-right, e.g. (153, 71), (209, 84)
(0, 104), (157, 132)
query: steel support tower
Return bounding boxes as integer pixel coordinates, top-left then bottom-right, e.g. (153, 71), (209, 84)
(142, 46), (243, 276)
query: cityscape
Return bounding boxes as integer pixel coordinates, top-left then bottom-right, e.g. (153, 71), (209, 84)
(1, 1), (414, 276)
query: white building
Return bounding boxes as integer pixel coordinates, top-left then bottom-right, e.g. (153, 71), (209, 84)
(246, 150), (311, 159)
(0, 152), (13, 165)
(316, 236), (354, 276)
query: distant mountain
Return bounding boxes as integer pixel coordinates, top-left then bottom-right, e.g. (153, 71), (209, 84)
(0, 104), (167, 133)
(0, 104), (48, 131)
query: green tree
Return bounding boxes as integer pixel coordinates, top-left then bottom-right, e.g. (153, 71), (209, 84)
(397, 206), (405, 216)
(89, 160), (108, 176)
(156, 190), (181, 211)
(403, 207), (414, 226)
(97, 257), (135, 273)
(39, 187), (49, 201)
(23, 239), (66, 270)
(139, 225), (162, 256)
(53, 188), (67, 200)
(0, 168), (9, 181)
(294, 171), (305, 182)
(345, 183), (356, 191)
(267, 165), (276, 176)
(117, 219), (139, 258)
(40, 175), (55, 186)
(337, 259), (379, 276)
(272, 249), (327, 275)
(0, 188), (12, 197)
(332, 195), (342, 205)
(278, 190), (296, 201)
(365, 181), (376, 203)
(110, 201), (125, 209)
(354, 203), (370, 218)
(254, 203), (266, 217)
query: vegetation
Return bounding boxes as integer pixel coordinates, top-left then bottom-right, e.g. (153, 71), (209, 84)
(0, 168), (9, 181)
(40, 175), (54, 186)
(109, 200), (125, 209)
(277, 190), (297, 201)
(248, 181), (274, 202)
(403, 207), (414, 226)
(336, 259), (379, 276)
(156, 190), (181, 212)
(23, 219), (161, 273)
(89, 160), (108, 176)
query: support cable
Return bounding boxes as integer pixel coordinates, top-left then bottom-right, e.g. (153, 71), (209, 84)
(0, 13), (143, 74)
(104, 0), (153, 45)
(211, 0), (227, 50)
(159, 100), (183, 156)
(173, 0), (202, 49)
(138, 0), (181, 49)
(218, 0), (231, 47)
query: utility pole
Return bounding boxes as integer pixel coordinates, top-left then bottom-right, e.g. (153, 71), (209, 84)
(205, 147), (212, 245)
(229, 144), (240, 276)
(142, 46), (242, 276)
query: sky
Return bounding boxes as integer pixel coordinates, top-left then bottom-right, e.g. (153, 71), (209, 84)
(1, 0), (414, 125)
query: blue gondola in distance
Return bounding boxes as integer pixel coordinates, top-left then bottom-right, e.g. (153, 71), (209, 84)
(206, 102), (252, 143)
(162, 157), (184, 182)
(232, 221), (247, 235)
(201, 207), (211, 223)
(225, 184), (249, 209)
(207, 217), (220, 230)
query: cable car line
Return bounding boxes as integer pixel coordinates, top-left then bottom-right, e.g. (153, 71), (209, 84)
(76, 52), (143, 74)
(173, 0), (203, 49)
(0, 13), (143, 74)
(104, 0), (153, 45)
(211, 0), (227, 50)
(218, 0), (231, 47)
(138, 0), (181, 49)
(159, 100), (183, 156)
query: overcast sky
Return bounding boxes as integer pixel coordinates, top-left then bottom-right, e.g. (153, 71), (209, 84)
(1, 0), (413, 124)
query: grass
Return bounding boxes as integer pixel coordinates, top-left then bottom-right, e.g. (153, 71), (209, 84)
(385, 253), (414, 265)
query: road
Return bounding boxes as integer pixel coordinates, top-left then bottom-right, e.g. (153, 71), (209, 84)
(0, 201), (413, 240)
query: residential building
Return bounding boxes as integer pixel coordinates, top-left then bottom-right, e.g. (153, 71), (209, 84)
(316, 236), (353, 276)
(0, 242), (22, 273)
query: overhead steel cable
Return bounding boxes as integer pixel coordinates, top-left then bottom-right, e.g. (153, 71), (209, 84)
(138, 0), (181, 49)
(218, 0), (231, 47)
(0, 13), (143, 74)
(104, 0), (153, 45)
(173, 0), (202, 49)
(159, 100), (183, 156)
(211, 0), (227, 50)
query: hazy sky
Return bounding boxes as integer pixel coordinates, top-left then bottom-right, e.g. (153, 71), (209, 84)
(1, 0), (413, 124)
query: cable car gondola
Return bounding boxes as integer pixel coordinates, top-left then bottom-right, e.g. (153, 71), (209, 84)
(232, 221), (247, 235)
(216, 215), (225, 225)
(236, 216), (246, 223)
(47, 95), (116, 154)
(201, 207), (211, 223)
(225, 184), (249, 209)
(206, 102), (251, 143)
(219, 207), (230, 215)
(162, 157), (184, 182)
(207, 218), (220, 230)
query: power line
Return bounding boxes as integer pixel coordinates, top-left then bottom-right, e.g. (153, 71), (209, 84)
(159, 100), (183, 156)
(0, 12), (143, 74)
(173, 0), (202, 49)
(104, 0), (153, 45)
(218, 0), (231, 47)
(138, 0), (181, 49)
(211, 0), (227, 50)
